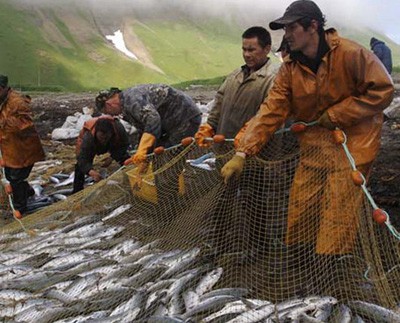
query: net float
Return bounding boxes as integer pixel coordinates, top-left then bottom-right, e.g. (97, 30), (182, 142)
(333, 129), (345, 144)
(181, 137), (194, 146)
(351, 170), (365, 186)
(290, 123), (307, 133)
(373, 208), (387, 225)
(13, 210), (23, 219)
(153, 146), (165, 155)
(213, 134), (226, 143)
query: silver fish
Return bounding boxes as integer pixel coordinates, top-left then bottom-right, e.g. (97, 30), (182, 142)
(201, 300), (251, 323)
(52, 310), (110, 323)
(102, 204), (132, 221)
(348, 300), (400, 323)
(52, 194), (68, 201)
(0, 298), (59, 319)
(110, 289), (146, 316)
(182, 295), (239, 320)
(183, 290), (200, 311)
(49, 176), (60, 184)
(54, 172), (75, 187)
(0, 289), (35, 304)
(157, 248), (201, 280)
(200, 287), (249, 301)
(194, 267), (223, 296)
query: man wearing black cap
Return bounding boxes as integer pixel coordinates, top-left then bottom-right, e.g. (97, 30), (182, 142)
(220, 0), (394, 294)
(0, 74), (45, 216)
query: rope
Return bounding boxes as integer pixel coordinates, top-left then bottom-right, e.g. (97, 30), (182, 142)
(336, 129), (400, 240)
(0, 150), (34, 234)
(197, 120), (400, 240)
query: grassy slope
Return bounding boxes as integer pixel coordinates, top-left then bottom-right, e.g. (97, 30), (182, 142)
(130, 19), (244, 83)
(0, 1), (169, 91)
(1, 0), (398, 92)
(0, 1), (244, 91)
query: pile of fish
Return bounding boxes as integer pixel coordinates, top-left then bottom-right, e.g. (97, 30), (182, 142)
(26, 171), (105, 213)
(1, 206), (400, 322)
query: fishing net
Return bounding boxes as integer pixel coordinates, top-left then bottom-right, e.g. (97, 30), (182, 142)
(1, 127), (400, 322)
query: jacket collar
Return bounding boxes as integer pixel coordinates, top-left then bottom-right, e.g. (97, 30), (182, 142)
(285, 28), (341, 64)
(240, 58), (271, 80)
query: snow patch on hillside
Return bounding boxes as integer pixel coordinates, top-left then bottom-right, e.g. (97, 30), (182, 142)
(106, 30), (138, 60)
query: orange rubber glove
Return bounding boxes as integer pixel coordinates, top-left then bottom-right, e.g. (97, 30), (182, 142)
(317, 111), (336, 130)
(195, 123), (215, 148)
(234, 122), (248, 149)
(221, 154), (245, 184)
(132, 132), (156, 165)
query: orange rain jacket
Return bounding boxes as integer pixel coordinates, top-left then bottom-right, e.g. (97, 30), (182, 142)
(0, 90), (45, 168)
(237, 29), (394, 255)
(238, 29), (394, 166)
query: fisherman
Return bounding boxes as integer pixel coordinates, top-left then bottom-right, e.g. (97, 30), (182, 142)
(73, 116), (130, 193)
(0, 74), (45, 215)
(194, 26), (276, 255)
(96, 84), (201, 217)
(370, 37), (393, 74)
(195, 26), (275, 148)
(221, 0), (394, 293)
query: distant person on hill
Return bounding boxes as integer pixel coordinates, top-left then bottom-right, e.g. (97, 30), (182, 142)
(370, 37), (393, 74)
(0, 74), (45, 216)
(95, 84), (201, 216)
(73, 116), (130, 193)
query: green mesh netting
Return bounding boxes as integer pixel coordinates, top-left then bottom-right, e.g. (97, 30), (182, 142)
(1, 129), (400, 322)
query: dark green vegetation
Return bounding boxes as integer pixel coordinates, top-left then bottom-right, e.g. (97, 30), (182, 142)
(0, 0), (398, 92)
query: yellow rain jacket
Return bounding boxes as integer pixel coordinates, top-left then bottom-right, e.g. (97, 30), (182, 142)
(237, 29), (394, 255)
(0, 90), (45, 168)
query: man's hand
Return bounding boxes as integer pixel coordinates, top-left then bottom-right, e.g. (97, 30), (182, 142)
(131, 132), (156, 165)
(132, 151), (147, 165)
(221, 155), (245, 184)
(318, 111), (336, 130)
(195, 123), (215, 148)
(88, 169), (103, 182)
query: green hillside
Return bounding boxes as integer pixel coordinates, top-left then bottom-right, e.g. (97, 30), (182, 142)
(0, 0), (398, 92)
(0, 1), (244, 91)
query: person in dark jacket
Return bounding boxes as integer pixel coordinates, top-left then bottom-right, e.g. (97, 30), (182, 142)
(370, 37), (393, 74)
(73, 116), (130, 193)
(0, 74), (45, 215)
(96, 84), (201, 217)
(96, 84), (201, 162)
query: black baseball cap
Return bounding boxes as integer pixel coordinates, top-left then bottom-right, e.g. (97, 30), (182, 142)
(269, 0), (324, 30)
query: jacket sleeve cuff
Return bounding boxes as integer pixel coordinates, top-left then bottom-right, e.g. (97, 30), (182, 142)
(235, 151), (246, 159)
